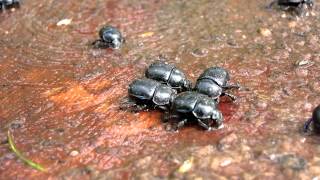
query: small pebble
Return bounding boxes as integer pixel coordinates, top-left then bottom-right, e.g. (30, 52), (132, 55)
(220, 159), (232, 167)
(70, 150), (79, 157)
(258, 28), (272, 37)
(57, 19), (72, 26)
(288, 21), (297, 28)
(139, 32), (154, 38)
(255, 100), (268, 110)
(295, 59), (313, 67)
(178, 157), (194, 173)
(297, 41), (305, 46)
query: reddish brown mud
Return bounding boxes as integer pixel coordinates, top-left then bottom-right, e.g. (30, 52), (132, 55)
(0, 0), (320, 179)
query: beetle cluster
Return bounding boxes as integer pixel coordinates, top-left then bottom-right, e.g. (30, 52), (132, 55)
(127, 61), (239, 131)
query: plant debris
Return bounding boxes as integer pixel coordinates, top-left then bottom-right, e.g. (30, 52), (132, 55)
(7, 131), (46, 172)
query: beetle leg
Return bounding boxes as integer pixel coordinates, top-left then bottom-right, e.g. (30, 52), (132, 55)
(222, 92), (237, 101)
(222, 83), (241, 90)
(163, 111), (171, 122)
(119, 100), (148, 112)
(304, 118), (313, 133)
(296, 3), (309, 16)
(154, 105), (168, 111)
(136, 104), (149, 111)
(131, 104), (148, 112)
(212, 124), (224, 131)
(213, 97), (220, 104)
(169, 86), (182, 92)
(172, 114), (180, 119)
(197, 119), (211, 131)
(92, 39), (109, 49)
(176, 119), (188, 130)
(267, 0), (276, 9)
(278, 4), (291, 11)
(163, 113), (183, 131)
(294, 3), (303, 16)
(163, 112), (180, 121)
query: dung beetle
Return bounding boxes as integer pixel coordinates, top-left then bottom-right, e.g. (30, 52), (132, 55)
(0, 0), (20, 10)
(128, 78), (177, 111)
(94, 25), (124, 49)
(304, 105), (320, 133)
(195, 67), (239, 102)
(145, 61), (192, 92)
(169, 91), (223, 131)
(268, 0), (314, 15)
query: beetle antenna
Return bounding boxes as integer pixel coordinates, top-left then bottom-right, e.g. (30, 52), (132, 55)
(304, 118), (313, 133)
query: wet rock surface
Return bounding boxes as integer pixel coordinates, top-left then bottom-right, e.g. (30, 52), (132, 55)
(0, 0), (320, 179)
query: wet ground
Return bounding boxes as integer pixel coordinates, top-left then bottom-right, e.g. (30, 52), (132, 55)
(0, 0), (320, 179)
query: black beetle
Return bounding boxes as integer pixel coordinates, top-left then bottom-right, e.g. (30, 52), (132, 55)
(145, 61), (192, 92)
(0, 0), (20, 10)
(128, 78), (177, 111)
(195, 67), (239, 102)
(95, 25), (124, 49)
(169, 91), (223, 131)
(268, 0), (314, 15)
(304, 105), (320, 133)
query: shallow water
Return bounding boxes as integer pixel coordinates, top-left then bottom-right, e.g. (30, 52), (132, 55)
(0, 0), (320, 179)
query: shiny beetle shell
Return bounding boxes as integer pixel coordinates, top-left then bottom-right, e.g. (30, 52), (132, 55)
(171, 91), (223, 122)
(128, 78), (177, 106)
(145, 62), (192, 91)
(99, 26), (124, 49)
(195, 79), (223, 99)
(198, 67), (230, 87)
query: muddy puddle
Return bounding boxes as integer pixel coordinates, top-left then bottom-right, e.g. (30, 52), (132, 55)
(0, 0), (320, 179)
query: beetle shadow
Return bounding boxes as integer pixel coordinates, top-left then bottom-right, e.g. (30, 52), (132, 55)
(118, 96), (148, 113)
(299, 120), (320, 146)
(91, 40), (111, 49)
(301, 118), (320, 137)
(118, 96), (169, 113)
(90, 38), (126, 49)
(161, 112), (222, 132)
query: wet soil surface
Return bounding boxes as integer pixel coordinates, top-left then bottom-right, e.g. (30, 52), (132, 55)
(0, 0), (320, 179)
